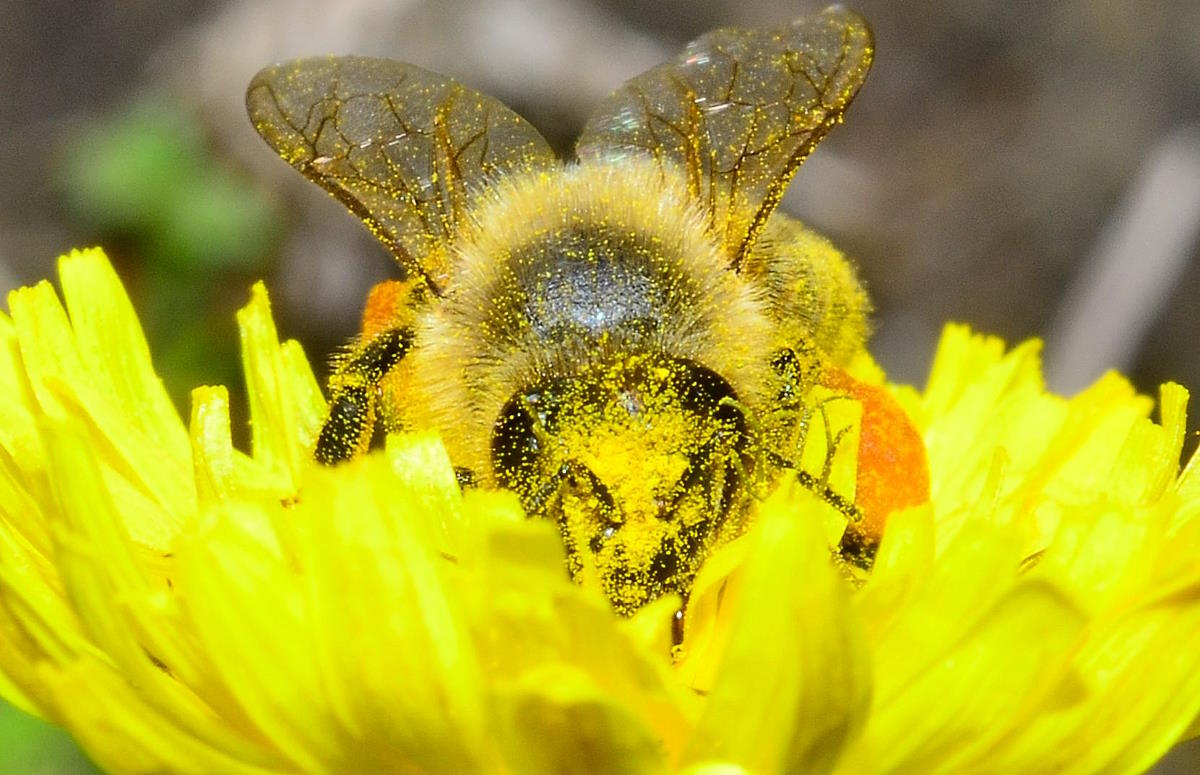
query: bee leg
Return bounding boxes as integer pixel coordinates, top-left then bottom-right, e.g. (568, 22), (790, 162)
(315, 278), (426, 464)
(316, 384), (374, 464)
(315, 325), (413, 463)
(837, 521), (879, 571)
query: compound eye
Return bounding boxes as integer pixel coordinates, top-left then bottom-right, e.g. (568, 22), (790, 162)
(664, 363), (753, 517)
(492, 381), (567, 491)
(492, 392), (540, 494)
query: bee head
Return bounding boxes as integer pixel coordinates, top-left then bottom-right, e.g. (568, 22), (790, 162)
(492, 352), (752, 614)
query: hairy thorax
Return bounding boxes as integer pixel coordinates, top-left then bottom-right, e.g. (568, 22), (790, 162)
(396, 159), (774, 477)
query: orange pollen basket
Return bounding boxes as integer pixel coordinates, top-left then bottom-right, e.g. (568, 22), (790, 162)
(826, 368), (931, 539)
(361, 279), (413, 338)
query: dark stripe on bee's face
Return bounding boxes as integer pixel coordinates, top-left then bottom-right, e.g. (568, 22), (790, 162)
(600, 522), (709, 605)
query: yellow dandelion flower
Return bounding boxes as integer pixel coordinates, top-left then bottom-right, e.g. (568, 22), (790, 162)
(1, 247), (1198, 774)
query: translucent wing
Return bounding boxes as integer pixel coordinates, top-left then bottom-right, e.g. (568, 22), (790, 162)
(247, 57), (557, 294)
(576, 7), (873, 270)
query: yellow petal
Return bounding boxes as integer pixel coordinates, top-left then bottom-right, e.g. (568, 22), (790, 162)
(188, 385), (237, 505)
(846, 575), (1087, 773)
(495, 666), (667, 775)
(236, 282), (323, 489)
(683, 478), (871, 774)
(8, 255), (193, 548)
(39, 658), (282, 775)
(55, 249), (188, 466)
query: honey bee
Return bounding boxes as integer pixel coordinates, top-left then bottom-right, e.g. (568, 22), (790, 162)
(247, 7), (920, 618)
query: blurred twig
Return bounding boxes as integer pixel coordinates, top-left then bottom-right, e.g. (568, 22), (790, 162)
(1045, 126), (1200, 394)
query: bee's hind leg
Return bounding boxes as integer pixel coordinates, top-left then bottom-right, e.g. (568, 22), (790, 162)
(315, 279), (423, 464)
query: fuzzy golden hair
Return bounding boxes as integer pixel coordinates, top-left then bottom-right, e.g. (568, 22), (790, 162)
(400, 157), (776, 475)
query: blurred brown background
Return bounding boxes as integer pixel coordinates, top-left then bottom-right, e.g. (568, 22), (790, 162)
(0, 0), (1197, 771)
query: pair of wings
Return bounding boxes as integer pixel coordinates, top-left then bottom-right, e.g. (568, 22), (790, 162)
(246, 6), (873, 296)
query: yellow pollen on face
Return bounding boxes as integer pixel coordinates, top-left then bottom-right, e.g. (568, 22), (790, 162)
(580, 418), (690, 522)
(541, 354), (730, 613)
